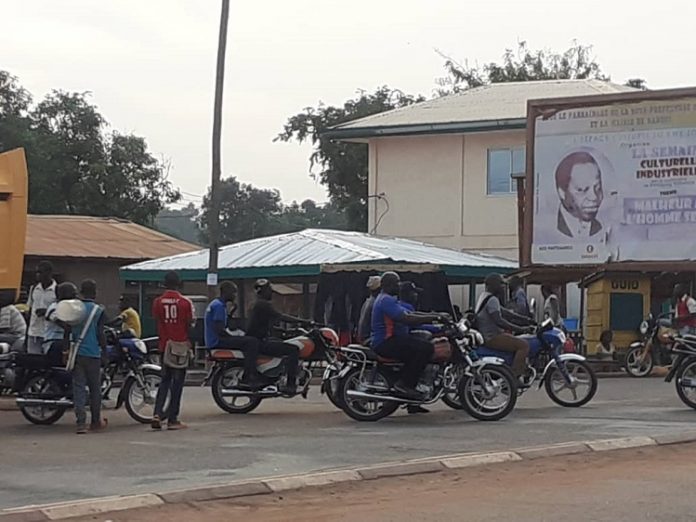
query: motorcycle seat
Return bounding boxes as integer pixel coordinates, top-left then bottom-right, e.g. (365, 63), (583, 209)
(352, 345), (400, 364)
(209, 349), (242, 361)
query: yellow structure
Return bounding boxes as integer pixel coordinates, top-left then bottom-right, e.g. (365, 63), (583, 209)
(0, 148), (28, 305)
(585, 273), (651, 354)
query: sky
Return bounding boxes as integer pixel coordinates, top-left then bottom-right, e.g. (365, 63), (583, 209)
(3, 0), (696, 208)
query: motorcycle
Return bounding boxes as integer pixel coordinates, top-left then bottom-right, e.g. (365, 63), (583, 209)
(336, 319), (518, 422)
(624, 313), (675, 377)
(663, 333), (696, 409)
(205, 325), (341, 414)
(14, 327), (162, 425)
(474, 319), (598, 407)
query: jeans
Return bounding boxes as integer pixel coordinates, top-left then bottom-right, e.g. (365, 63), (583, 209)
(374, 335), (434, 388)
(73, 355), (102, 426)
(214, 336), (261, 378)
(261, 339), (300, 384)
(154, 365), (186, 423)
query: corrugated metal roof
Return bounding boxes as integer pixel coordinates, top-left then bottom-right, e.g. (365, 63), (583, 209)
(328, 80), (634, 137)
(121, 229), (516, 278)
(26, 215), (198, 261)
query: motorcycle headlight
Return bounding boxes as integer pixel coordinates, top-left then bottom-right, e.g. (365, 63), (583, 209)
(639, 321), (649, 335)
(135, 340), (147, 354)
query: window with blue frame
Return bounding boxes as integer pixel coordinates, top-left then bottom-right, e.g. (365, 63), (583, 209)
(487, 147), (525, 195)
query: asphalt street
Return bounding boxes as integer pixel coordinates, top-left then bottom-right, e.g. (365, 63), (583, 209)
(1, 377), (694, 510)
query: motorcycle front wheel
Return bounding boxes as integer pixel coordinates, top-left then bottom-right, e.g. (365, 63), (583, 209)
(19, 375), (67, 425)
(675, 360), (696, 410)
(624, 345), (654, 378)
(458, 364), (517, 421)
(211, 366), (263, 414)
(124, 368), (162, 424)
(338, 367), (399, 422)
(545, 360), (597, 407)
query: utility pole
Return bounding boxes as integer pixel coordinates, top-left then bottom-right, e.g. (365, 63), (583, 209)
(207, 0), (230, 300)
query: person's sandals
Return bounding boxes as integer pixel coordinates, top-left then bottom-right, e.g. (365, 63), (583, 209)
(151, 415), (163, 431)
(89, 419), (108, 433)
(167, 421), (188, 431)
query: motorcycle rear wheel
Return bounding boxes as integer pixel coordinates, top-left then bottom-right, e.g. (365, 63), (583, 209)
(211, 366), (263, 414)
(458, 364), (517, 421)
(675, 360), (696, 410)
(624, 346), (653, 378)
(19, 375), (67, 425)
(338, 367), (399, 422)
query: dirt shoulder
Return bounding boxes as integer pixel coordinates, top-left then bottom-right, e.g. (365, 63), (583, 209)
(70, 442), (696, 522)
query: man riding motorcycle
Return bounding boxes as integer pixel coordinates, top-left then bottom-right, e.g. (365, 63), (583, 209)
(475, 273), (535, 382)
(371, 272), (445, 400)
(246, 279), (311, 395)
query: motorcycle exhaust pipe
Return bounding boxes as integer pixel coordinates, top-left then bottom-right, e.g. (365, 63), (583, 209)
(219, 388), (278, 398)
(345, 389), (419, 404)
(16, 398), (73, 408)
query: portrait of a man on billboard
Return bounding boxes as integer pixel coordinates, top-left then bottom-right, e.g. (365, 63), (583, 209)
(554, 151), (604, 239)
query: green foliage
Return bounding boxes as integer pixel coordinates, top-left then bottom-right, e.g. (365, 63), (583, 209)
(198, 177), (347, 245)
(0, 71), (180, 224)
(436, 41), (610, 95)
(276, 87), (425, 231)
(155, 203), (201, 245)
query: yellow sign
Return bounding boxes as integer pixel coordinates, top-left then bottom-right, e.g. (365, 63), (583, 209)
(0, 149), (28, 305)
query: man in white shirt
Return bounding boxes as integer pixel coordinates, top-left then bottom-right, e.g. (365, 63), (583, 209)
(555, 152), (604, 239)
(26, 260), (57, 354)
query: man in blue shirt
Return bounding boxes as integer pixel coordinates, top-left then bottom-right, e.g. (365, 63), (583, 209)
(398, 281), (443, 336)
(371, 272), (443, 400)
(205, 281), (263, 390)
(72, 279), (107, 434)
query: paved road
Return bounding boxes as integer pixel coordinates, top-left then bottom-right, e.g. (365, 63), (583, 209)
(87, 442), (696, 522)
(1, 377), (694, 510)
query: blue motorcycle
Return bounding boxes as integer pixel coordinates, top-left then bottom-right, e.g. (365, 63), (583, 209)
(474, 319), (598, 407)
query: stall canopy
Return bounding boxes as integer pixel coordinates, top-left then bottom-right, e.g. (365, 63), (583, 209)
(120, 229), (516, 282)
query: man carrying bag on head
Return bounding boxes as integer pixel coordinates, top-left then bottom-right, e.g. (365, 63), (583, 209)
(151, 271), (193, 431)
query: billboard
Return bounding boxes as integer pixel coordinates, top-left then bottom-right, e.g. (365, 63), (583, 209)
(531, 95), (696, 265)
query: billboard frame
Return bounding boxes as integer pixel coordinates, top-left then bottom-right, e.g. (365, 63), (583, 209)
(521, 86), (696, 270)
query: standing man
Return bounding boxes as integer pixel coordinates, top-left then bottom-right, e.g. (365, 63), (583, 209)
(152, 271), (193, 430)
(508, 276), (531, 318)
(673, 284), (696, 336)
(72, 279), (107, 434)
(26, 261), (57, 354)
(357, 275), (381, 343)
(205, 281), (263, 390)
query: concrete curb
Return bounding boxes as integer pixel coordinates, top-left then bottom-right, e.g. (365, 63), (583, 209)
(4, 431), (696, 521)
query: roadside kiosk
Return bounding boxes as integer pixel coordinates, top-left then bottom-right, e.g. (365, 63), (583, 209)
(581, 272), (651, 355)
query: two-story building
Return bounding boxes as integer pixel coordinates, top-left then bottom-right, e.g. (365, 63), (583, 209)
(325, 79), (634, 261)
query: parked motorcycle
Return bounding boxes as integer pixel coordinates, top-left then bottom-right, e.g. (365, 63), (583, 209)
(474, 319), (598, 407)
(624, 313), (675, 377)
(14, 327), (162, 425)
(336, 319), (517, 422)
(206, 326), (341, 414)
(663, 333), (696, 409)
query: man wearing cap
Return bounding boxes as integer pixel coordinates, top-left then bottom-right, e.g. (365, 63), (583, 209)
(398, 282), (442, 336)
(371, 272), (445, 400)
(476, 273), (535, 380)
(246, 279), (310, 395)
(357, 275), (381, 343)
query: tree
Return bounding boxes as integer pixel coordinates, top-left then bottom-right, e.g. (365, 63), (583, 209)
(624, 78), (648, 90)
(436, 41), (609, 94)
(199, 177), (283, 245)
(276, 87), (425, 231)
(0, 72), (180, 224)
(155, 203), (201, 244)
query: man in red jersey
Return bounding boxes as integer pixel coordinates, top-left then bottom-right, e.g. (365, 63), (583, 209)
(151, 271), (193, 430)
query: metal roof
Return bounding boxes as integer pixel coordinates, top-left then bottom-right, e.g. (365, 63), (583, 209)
(121, 229), (517, 281)
(325, 80), (635, 140)
(26, 215), (198, 261)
